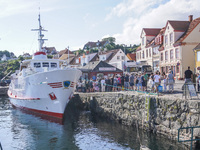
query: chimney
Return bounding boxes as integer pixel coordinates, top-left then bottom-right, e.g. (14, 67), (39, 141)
(189, 15), (193, 22)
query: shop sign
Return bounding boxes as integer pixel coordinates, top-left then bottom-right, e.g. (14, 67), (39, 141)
(197, 66), (200, 70)
(99, 67), (116, 71)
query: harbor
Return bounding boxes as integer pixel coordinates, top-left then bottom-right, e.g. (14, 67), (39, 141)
(0, 95), (185, 150)
(1, 80), (200, 149)
(0, 1), (200, 150)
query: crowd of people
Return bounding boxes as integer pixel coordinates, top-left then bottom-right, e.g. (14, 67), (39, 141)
(76, 69), (176, 93)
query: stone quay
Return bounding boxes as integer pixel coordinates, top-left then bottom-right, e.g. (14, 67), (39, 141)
(75, 91), (200, 148)
(0, 86), (8, 96)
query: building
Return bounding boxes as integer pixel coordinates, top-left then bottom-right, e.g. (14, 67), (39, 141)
(43, 47), (57, 55)
(136, 28), (161, 66)
(79, 61), (123, 79)
(160, 15), (200, 79)
(136, 15), (200, 79)
(193, 43), (200, 73)
(98, 49), (129, 71)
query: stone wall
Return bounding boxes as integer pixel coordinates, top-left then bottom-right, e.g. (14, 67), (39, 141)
(76, 92), (200, 147)
(0, 86), (8, 96)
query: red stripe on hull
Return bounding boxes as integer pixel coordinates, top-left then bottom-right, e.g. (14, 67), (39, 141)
(11, 102), (63, 119)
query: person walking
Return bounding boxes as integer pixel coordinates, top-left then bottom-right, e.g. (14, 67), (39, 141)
(143, 71), (148, 91)
(129, 73), (134, 91)
(162, 72), (167, 92)
(141, 73), (146, 91)
(121, 74), (125, 91)
(167, 70), (174, 93)
(154, 71), (161, 93)
(124, 74), (130, 91)
(113, 76), (118, 92)
(101, 77), (106, 92)
(197, 73), (200, 92)
(117, 76), (122, 91)
(184, 66), (193, 83)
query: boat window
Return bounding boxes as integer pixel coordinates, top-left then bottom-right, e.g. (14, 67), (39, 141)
(42, 62), (49, 67)
(51, 63), (57, 68)
(34, 63), (41, 68)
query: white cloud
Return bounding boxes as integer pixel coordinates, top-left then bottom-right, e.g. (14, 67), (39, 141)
(108, 0), (200, 45)
(105, 0), (164, 21)
(0, 0), (60, 18)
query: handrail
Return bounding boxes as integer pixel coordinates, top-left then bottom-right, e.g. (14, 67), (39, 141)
(178, 126), (200, 150)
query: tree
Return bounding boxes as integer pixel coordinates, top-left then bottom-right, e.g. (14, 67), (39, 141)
(102, 37), (116, 44)
(18, 56), (24, 61)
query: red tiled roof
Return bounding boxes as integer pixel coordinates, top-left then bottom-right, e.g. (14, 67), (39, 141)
(168, 21), (190, 31)
(127, 53), (136, 61)
(143, 28), (161, 36)
(174, 17), (200, 46)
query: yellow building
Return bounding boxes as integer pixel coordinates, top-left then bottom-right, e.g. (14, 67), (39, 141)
(194, 43), (200, 73)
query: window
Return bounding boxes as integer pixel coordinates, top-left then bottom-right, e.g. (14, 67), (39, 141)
(160, 53), (163, 61)
(140, 52), (141, 59)
(142, 37), (144, 45)
(146, 49), (148, 58)
(165, 51), (168, 61)
(34, 62), (41, 68)
(117, 56), (120, 60)
(149, 49), (151, 57)
(121, 56), (124, 60)
(170, 50), (174, 60)
(170, 33), (173, 44)
(142, 51), (144, 59)
(42, 62), (49, 67)
(197, 51), (200, 61)
(175, 48), (179, 59)
(165, 35), (168, 45)
(51, 63), (57, 68)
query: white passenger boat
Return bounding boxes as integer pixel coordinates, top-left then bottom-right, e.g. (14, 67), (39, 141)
(8, 13), (82, 120)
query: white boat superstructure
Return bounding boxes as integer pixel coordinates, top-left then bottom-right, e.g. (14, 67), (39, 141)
(8, 13), (81, 120)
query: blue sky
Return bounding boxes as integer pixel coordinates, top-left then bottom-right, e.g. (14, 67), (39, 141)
(0, 0), (199, 56)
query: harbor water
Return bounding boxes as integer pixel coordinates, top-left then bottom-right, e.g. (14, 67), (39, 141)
(0, 96), (186, 150)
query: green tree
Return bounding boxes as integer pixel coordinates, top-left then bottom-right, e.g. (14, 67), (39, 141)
(6, 60), (20, 74)
(18, 56), (25, 61)
(102, 37), (116, 44)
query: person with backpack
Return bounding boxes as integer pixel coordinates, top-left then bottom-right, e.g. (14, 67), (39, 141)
(117, 76), (121, 91)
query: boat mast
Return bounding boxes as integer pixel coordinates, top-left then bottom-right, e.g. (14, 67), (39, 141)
(31, 11), (48, 52)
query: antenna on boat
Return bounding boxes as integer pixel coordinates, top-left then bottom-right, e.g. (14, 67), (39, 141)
(31, 7), (48, 52)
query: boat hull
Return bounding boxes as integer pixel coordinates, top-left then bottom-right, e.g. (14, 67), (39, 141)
(8, 68), (81, 119)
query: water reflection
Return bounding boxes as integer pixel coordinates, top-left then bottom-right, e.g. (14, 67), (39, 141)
(0, 96), (185, 150)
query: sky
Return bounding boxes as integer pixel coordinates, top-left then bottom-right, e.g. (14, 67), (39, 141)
(0, 0), (199, 57)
